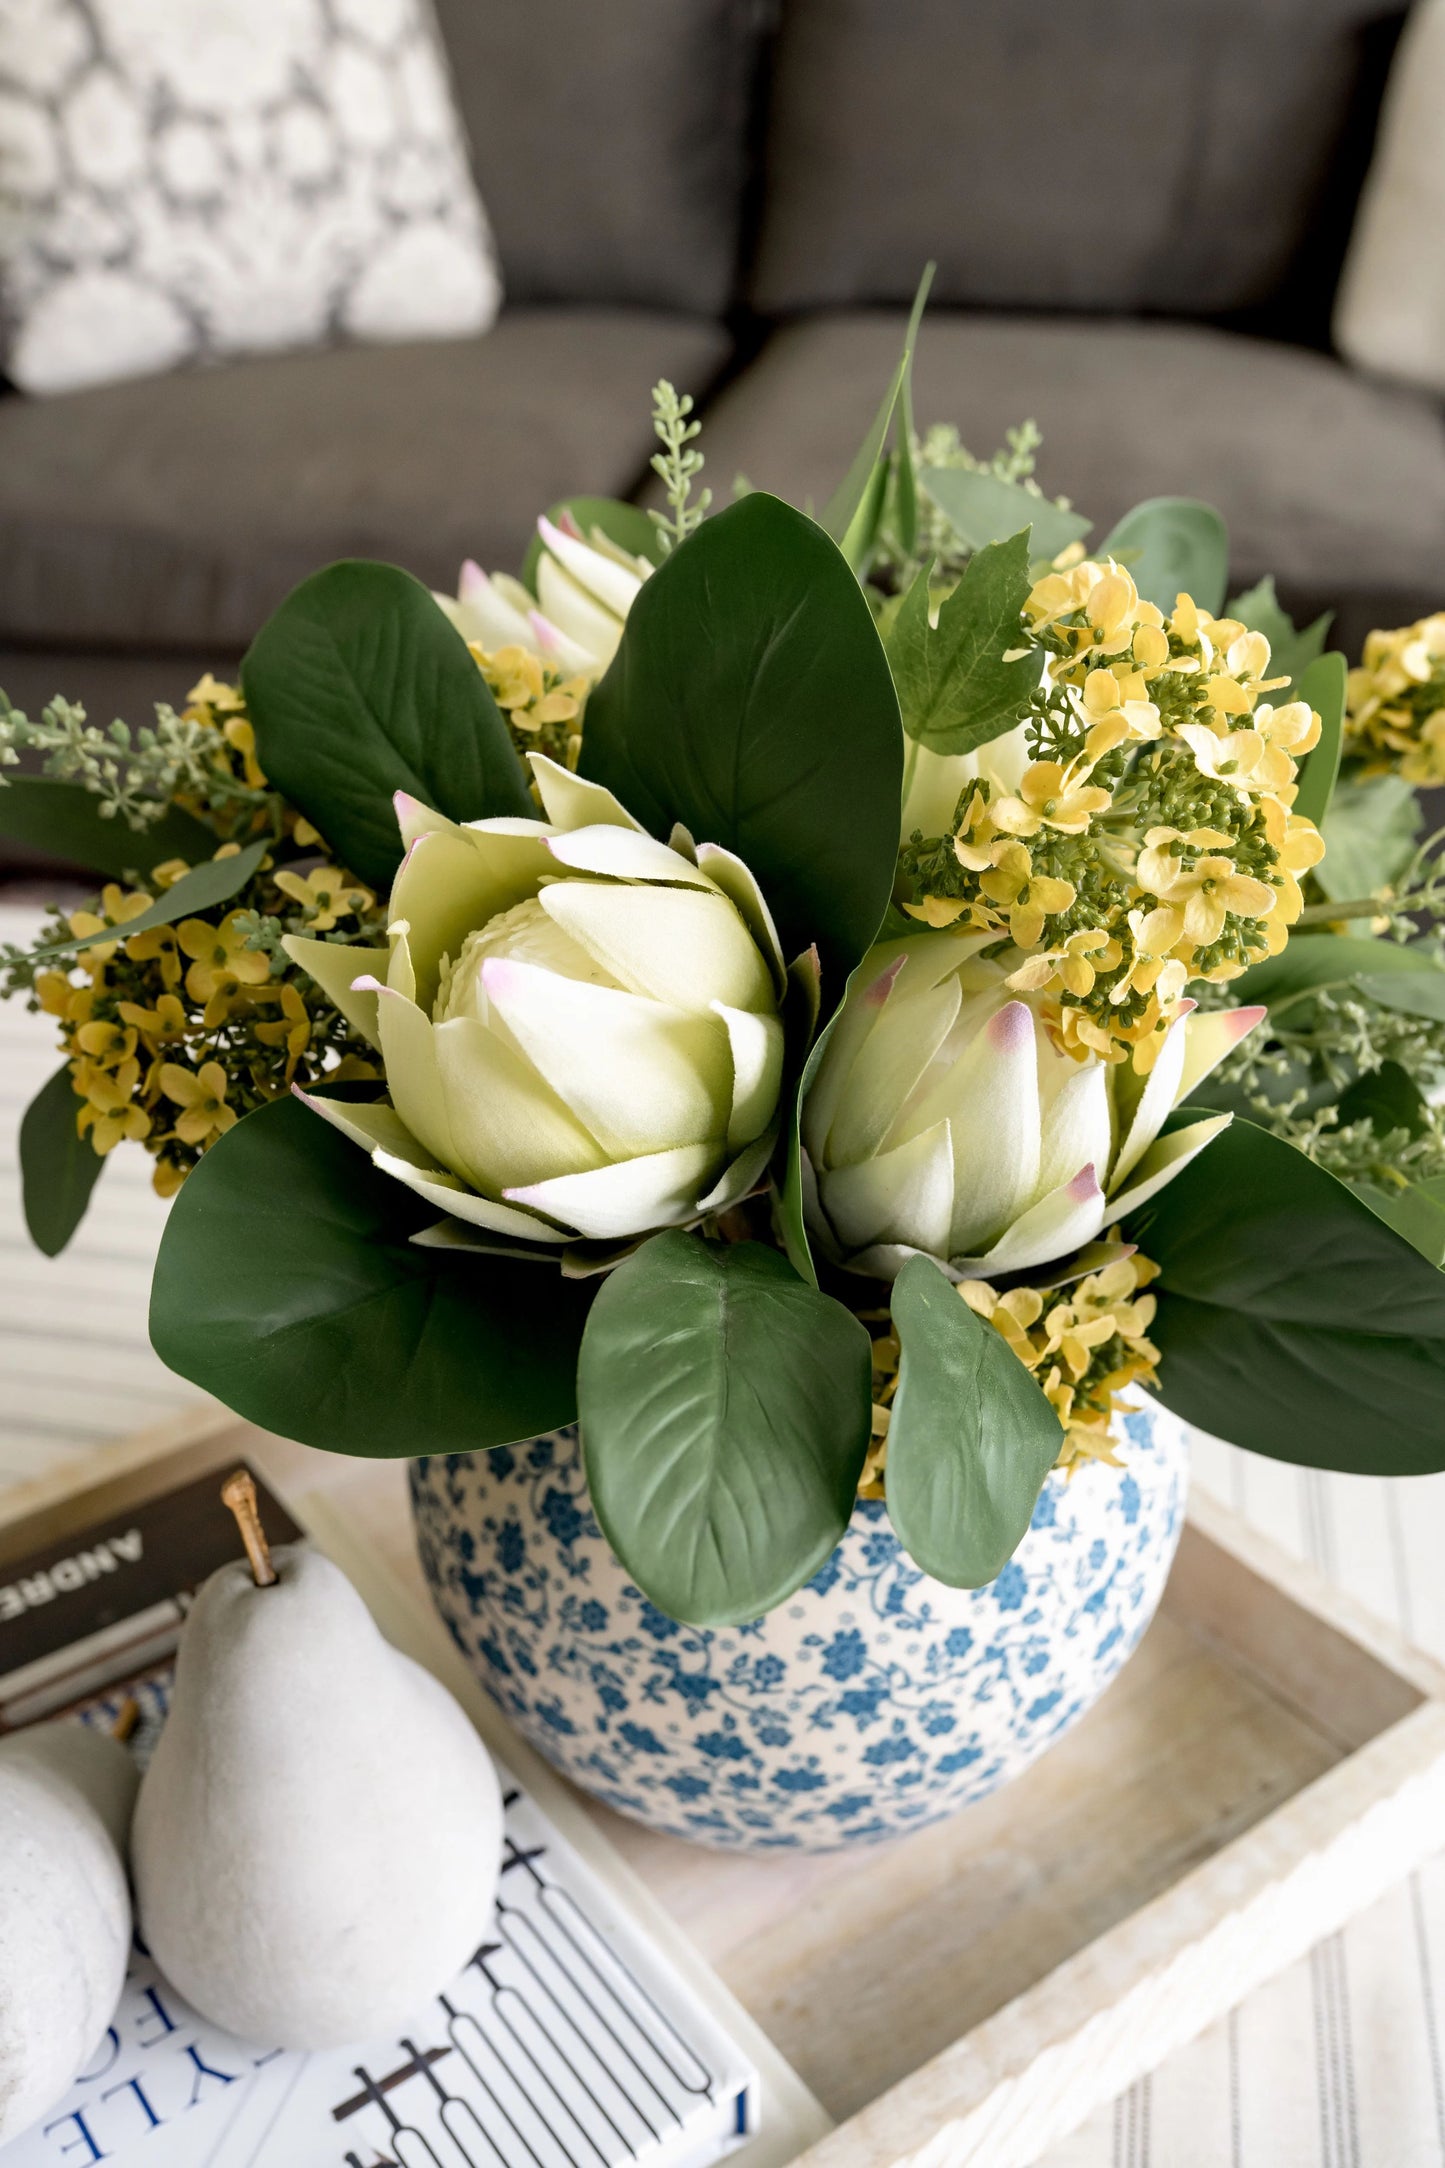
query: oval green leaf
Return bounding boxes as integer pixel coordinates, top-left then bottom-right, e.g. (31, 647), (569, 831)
(20, 1063), (104, 1258)
(921, 467), (1091, 564)
(243, 560), (532, 891)
(150, 1094), (592, 1456)
(0, 776), (216, 880)
(1131, 1117), (1445, 1474)
(885, 1255), (1063, 1587)
(1101, 498), (1228, 616)
(578, 493), (904, 999)
(577, 1230), (872, 1626)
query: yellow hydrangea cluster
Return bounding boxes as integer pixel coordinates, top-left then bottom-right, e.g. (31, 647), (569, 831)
(859, 1243), (1161, 1493)
(901, 561), (1326, 1071)
(470, 643), (590, 773)
(1344, 614), (1445, 785)
(19, 680), (383, 1196)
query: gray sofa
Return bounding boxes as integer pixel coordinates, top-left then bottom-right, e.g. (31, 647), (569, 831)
(2, 0), (1442, 735)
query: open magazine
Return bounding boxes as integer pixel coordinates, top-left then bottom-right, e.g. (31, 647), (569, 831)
(0, 1470), (758, 2168)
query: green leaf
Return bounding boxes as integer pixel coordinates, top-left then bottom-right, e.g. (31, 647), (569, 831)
(579, 493), (903, 997)
(1227, 576), (1332, 703)
(150, 1094), (592, 1456)
(33, 838), (269, 959)
(1316, 771), (1421, 903)
(1100, 498), (1228, 616)
(243, 560), (532, 892)
(1292, 651), (1348, 830)
(885, 530), (1044, 754)
(822, 355), (906, 546)
(885, 1255), (1063, 1586)
(20, 1064), (104, 1258)
(1353, 1176), (1445, 1267)
(1355, 968), (1445, 1023)
(519, 497), (666, 591)
(921, 468), (1091, 564)
(893, 261), (937, 560)
(1132, 1117), (1445, 1475)
(577, 1230), (872, 1625)
(777, 959), (847, 1288)
(0, 776), (215, 880)
(1334, 1058), (1429, 1138)
(1233, 931), (1436, 1012)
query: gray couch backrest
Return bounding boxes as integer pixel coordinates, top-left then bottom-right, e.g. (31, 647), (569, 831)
(432, 0), (762, 317)
(749, 0), (1405, 322)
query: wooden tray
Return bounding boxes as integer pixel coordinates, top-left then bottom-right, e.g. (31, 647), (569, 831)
(5, 1408), (1445, 2168)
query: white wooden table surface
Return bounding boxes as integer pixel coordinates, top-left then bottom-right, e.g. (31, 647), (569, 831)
(4, 899), (1444, 2167)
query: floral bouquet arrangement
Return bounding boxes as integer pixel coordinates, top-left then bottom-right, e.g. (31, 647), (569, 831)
(5, 293), (1444, 1628)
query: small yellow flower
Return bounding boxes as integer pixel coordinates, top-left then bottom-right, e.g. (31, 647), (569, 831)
(117, 992), (188, 1044)
(976, 840), (1076, 947)
(74, 1018), (138, 1068)
(1135, 827), (1277, 947)
(67, 884), (153, 963)
(35, 970), (82, 1019)
(125, 922), (183, 988)
(76, 1056), (150, 1156)
(159, 1060), (237, 1146)
(272, 865), (373, 932)
(1008, 925), (1118, 997)
(254, 983), (312, 1080)
(178, 911), (271, 1011)
(151, 1157), (188, 1199)
(993, 759), (1113, 838)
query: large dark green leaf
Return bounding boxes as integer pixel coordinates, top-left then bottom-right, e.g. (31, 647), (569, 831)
(150, 1094), (591, 1456)
(921, 468), (1091, 563)
(33, 838), (269, 959)
(20, 1063), (104, 1258)
(577, 1230), (872, 1625)
(1357, 969), (1445, 1023)
(519, 498), (665, 591)
(1227, 576), (1331, 704)
(885, 1255), (1062, 1586)
(1316, 772), (1421, 904)
(1132, 1117), (1445, 1474)
(1101, 499), (1228, 616)
(0, 777), (215, 879)
(886, 531), (1044, 755)
(243, 561), (531, 891)
(1292, 651), (1347, 830)
(1354, 1175), (1445, 1267)
(579, 493), (903, 997)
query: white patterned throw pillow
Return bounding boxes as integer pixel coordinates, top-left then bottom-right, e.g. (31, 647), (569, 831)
(0, 0), (502, 395)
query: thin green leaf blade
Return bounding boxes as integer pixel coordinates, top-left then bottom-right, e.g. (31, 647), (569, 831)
(577, 1231), (872, 1626)
(1132, 1117), (1445, 1474)
(892, 260), (937, 560)
(243, 560), (531, 891)
(921, 467), (1091, 564)
(520, 497), (666, 590)
(885, 531), (1043, 754)
(1233, 931), (1436, 1010)
(35, 837), (269, 958)
(578, 493), (903, 997)
(20, 1063), (104, 1257)
(1101, 498), (1228, 616)
(822, 358), (909, 546)
(1293, 651), (1348, 830)
(0, 776), (215, 880)
(886, 1255), (1062, 1586)
(150, 1094), (591, 1456)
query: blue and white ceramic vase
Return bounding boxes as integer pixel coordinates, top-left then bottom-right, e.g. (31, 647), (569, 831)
(410, 1397), (1188, 1853)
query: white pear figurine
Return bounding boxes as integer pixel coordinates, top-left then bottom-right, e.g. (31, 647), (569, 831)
(132, 1471), (503, 2049)
(0, 1717), (139, 2144)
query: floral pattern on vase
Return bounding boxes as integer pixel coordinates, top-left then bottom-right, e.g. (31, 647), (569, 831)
(410, 1398), (1189, 1852)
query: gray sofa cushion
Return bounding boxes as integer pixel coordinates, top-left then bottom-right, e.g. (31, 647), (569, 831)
(685, 313), (1445, 643)
(0, 309), (729, 655)
(434, 0), (758, 316)
(751, 0), (1403, 317)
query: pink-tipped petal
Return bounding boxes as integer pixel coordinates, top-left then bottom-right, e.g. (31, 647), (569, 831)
(458, 558), (490, 602)
(865, 956), (906, 1008)
(988, 998), (1035, 1051)
(556, 508), (585, 540)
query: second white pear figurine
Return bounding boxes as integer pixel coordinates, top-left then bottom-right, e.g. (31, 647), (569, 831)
(131, 1473), (503, 2049)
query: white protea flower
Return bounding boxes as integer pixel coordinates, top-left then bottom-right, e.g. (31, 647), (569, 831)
(802, 932), (1263, 1280)
(284, 757), (786, 1249)
(435, 513), (651, 679)
(899, 721), (1029, 844)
